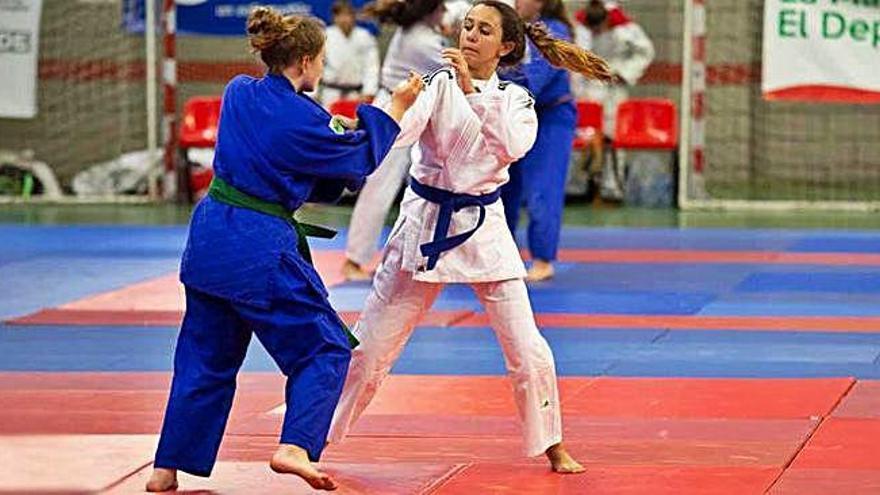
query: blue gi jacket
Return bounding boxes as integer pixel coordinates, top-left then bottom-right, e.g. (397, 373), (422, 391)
(180, 73), (400, 309)
(499, 18), (573, 108)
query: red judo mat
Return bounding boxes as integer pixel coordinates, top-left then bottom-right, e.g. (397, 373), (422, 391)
(13, 306), (880, 334)
(0, 373), (874, 494)
(5, 242), (880, 493)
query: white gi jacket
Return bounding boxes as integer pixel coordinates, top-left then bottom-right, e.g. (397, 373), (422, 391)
(383, 68), (538, 283)
(380, 22), (446, 94)
(570, 24), (594, 99)
(584, 18), (655, 133)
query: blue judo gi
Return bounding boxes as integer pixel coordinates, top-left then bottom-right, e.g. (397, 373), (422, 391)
(153, 73), (400, 476)
(500, 18), (576, 262)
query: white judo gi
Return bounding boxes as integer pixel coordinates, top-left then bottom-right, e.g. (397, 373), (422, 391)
(319, 24), (380, 105)
(329, 69), (564, 457)
(582, 6), (655, 134)
(581, 4), (655, 199)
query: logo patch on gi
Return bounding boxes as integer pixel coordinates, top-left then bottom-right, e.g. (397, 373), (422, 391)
(328, 116), (347, 135)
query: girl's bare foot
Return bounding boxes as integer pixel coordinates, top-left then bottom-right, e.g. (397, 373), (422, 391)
(526, 260), (555, 282)
(342, 259), (372, 281)
(145, 467), (178, 492)
(270, 444), (337, 491)
(546, 443), (585, 474)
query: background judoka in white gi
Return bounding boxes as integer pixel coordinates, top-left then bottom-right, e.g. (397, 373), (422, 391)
(343, 0), (464, 280)
(579, 0), (655, 200)
(319, 1), (380, 105)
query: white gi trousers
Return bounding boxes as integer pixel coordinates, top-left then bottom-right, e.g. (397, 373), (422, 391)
(344, 145), (412, 266)
(328, 241), (563, 457)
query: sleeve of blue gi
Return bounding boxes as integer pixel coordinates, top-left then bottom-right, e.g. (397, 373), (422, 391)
(272, 104), (401, 181)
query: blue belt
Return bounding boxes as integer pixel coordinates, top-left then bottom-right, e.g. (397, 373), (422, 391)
(409, 176), (501, 271)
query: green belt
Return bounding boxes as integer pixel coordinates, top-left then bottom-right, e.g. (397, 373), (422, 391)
(208, 176), (336, 264)
(208, 177), (358, 348)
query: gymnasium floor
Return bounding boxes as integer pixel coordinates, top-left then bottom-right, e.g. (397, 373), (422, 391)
(2, 205), (880, 494)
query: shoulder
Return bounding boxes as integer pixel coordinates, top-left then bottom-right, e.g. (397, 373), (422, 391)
(496, 79), (535, 106)
(224, 75), (255, 98)
(353, 27), (376, 43)
(325, 26), (346, 44)
(540, 18), (572, 40)
(390, 26), (442, 62)
(407, 22), (445, 46)
(607, 7), (633, 28)
(573, 24), (592, 48)
(296, 92), (331, 120)
(227, 74), (255, 88)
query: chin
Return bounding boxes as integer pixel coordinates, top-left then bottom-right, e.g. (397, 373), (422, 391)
(462, 52), (479, 66)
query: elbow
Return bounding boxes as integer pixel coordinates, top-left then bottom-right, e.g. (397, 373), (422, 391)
(502, 143), (530, 164)
(512, 137), (538, 161)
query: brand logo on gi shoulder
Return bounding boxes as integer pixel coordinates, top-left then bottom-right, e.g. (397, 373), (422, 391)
(0, 0), (28, 12)
(0, 31), (31, 53)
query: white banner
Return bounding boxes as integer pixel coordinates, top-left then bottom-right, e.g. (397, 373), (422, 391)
(762, 0), (880, 103)
(0, 0), (43, 118)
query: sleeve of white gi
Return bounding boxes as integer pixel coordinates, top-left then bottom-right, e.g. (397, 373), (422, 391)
(465, 85), (539, 163)
(614, 23), (655, 86)
(386, 73), (441, 148)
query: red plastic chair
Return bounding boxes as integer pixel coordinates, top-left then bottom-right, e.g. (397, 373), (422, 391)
(612, 98), (678, 150)
(606, 99), (679, 206)
(178, 96), (222, 202)
(180, 96), (222, 149)
(572, 100), (603, 150)
(328, 99), (360, 119)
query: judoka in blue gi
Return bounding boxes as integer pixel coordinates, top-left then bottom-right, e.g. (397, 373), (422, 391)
(500, 0), (581, 282)
(146, 7), (423, 492)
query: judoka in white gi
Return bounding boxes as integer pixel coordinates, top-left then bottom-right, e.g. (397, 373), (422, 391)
(579, 0), (655, 200)
(319, 0), (380, 105)
(329, 0), (612, 473)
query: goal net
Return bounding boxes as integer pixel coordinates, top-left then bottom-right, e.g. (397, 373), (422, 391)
(680, 0), (880, 209)
(0, 0), (159, 198)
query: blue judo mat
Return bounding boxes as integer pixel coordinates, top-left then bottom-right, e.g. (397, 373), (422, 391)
(3, 324), (880, 378)
(4, 225), (880, 379)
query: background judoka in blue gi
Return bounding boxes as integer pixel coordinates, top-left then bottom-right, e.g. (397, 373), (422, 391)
(500, 0), (578, 282)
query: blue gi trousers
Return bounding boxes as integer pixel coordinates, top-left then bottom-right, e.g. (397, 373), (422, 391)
(502, 102), (576, 262)
(153, 284), (351, 477)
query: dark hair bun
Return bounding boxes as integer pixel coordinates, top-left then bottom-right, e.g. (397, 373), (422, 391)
(376, 0), (443, 28)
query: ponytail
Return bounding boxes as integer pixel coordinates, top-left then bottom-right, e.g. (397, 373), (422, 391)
(524, 22), (613, 81)
(470, 1), (611, 81)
